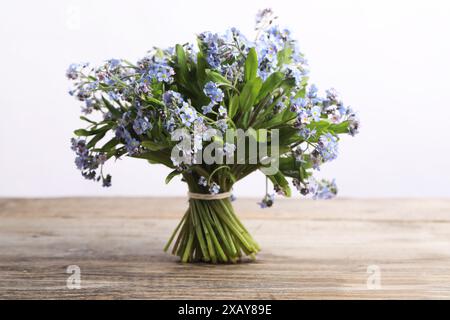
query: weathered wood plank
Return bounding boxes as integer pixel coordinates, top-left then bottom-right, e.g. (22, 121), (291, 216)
(1, 198), (450, 299)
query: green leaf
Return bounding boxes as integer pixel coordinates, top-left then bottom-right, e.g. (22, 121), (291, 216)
(282, 109), (297, 122)
(175, 44), (188, 82)
(267, 171), (291, 197)
(329, 121), (350, 134)
(165, 170), (181, 184)
(74, 129), (90, 136)
(309, 120), (331, 132)
(86, 131), (106, 149)
(141, 140), (167, 151)
(239, 77), (263, 113)
(228, 95), (240, 119)
(110, 146), (127, 159)
(144, 96), (165, 109)
(74, 124), (111, 137)
(244, 48), (258, 82)
(80, 116), (97, 125)
(277, 46), (293, 67)
(101, 96), (122, 118)
(279, 127), (302, 145)
(205, 70), (232, 86)
(132, 151), (174, 168)
(280, 78), (296, 94)
(257, 72), (284, 102)
(280, 155), (312, 175)
(196, 52), (207, 84)
(100, 137), (120, 152)
(256, 110), (286, 129)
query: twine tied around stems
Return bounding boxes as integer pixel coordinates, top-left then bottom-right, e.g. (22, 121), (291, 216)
(188, 192), (232, 201)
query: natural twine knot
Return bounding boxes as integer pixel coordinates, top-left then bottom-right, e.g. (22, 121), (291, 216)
(188, 192), (232, 200)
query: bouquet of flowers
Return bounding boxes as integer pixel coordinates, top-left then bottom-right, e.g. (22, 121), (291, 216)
(67, 9), (359, 263)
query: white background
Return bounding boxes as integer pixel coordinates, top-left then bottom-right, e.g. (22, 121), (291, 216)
(1, 0), (449, 198)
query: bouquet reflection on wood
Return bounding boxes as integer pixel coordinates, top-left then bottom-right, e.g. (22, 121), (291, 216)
(66, 9), (359, 263)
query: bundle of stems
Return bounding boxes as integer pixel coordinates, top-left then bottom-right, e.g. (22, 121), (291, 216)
(165, 197), (260, 263)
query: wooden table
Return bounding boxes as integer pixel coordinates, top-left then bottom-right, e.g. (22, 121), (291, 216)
(1, 198), (449, 299)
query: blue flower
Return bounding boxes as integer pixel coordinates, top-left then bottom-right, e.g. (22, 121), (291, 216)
(108, 91), (120, 101)
(179, 102), (198, 127)
(317, 133), (339, 162)
(164, 117), (176, 132)
(156, 67), (175, 83)
(66, 64), (80, 80)
(107, 59), (121, 70)
(307, 84), (318, 99)
(348, 114), (360, 136)
(202, 102), (215, 115)
(309, 178), (337, 200)
(81, 99), (95, 115)
(71, 138), (111, 186)
(115, 125), (141, 155)
(218, 105), (227, 117)
(216, 119), (228, 132)
(198, 176), (208, 187)
(136, 79), (151, 95)
(297, 110), (310, 125)
(126, 138), (140, 155)
(337, 105), (347, 116)
(326, 88), (340, 103)
(310, 151), (322, 170)
(298, 127), (316, 140)
(203, 82), (224, 103)
(258, 194), (274, 208)
(255, 8), (275, 27)
(199, 32), (222, 69)
(290, 97), (307, 113)
(163, 90), (183, 107)
(102, 174), (112, 188)
(286, 66), (304, 86)
(209, 182), (220, 195)
(274, 101), (286, 113)
(133, 117), (152, 135)
(310, 106), (322, 122)
(148, 59), (175, 83)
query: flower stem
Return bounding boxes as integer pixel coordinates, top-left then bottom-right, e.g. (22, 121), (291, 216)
(164, 197), (259, 263)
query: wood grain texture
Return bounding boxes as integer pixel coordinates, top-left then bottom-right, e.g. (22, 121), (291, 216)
(1, 197), (450, 299)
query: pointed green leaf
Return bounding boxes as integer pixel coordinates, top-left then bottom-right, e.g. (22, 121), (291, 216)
(277, 46), (293, 67)
(132, 151), (174, 168)
(196, 52), (207, 84)
(205, 70), (232, 86)
(86, 131), (106, 148)
(141, 140), (167, 151)
(257, 72), (285, 102)
(165, 170), (181, 184)
(101, 96), (121, 118)
(267, 171), (292, 197)
(175, 44), (188, 82)
(329, 121), (350, 134)
(74, 124), (112, 137)
(244, 47), (258, 82)
(100, 137), (120, 152)
(239, 77), (263, 113)
(79, 116), (97, 125)
(74, 129), (90, 136)
(228, 95), (240, 119)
